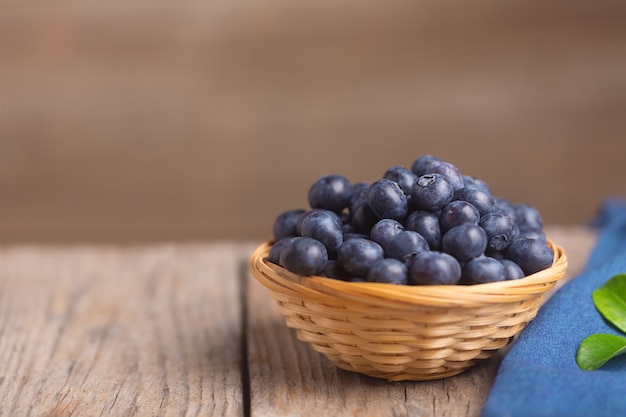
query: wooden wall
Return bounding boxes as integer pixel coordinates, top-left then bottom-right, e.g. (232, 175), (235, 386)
(1, 0), (625, 242)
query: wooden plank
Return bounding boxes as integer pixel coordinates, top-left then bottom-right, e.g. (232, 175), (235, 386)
(245, 226), (596, 417)
(0, 243), (246, 416)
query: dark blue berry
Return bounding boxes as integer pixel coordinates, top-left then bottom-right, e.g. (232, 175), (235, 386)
(321, 260), (352, 281)
(383, 165), (417, 195)
(501, 259), (525, 280)
(337, 238), (384, 277)
(299, 210), (343, 253)
(411, 173), (454, 212)
(506, 238), (553, 275)
(493, 197), (516, 219)
(385, 231), (429, 262)
(479, 212), (518, 252)
(370, 218), (405, 249)
(268, 237), (296, 265)
(308, 174), (353, 214)
(514, 204), (544, 233)
(405, 210), (441, 250)
(461, 256), (506, 284)
(273, 209), (306, 240)
(454, 186), (496, 216)
(279, 237), (328, 276)
(439, 200), (480, 232)
(367, 258), (408, 285)
(422, 160), (465, 191)
(408, 251), (461, 285)
(367, 179), (408, 221)
(350, 200), (380, 234)
(442, 224), (487, 262)
(411, 155), (441, 176)
(463, 175), (491, 194)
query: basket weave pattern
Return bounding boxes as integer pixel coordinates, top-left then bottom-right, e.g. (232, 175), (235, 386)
(250, 240), (568, 381)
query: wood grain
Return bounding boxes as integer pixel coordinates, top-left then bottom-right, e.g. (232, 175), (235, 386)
(245, 226), (596, 417)
(0, 228), (597, 416)
(0, 243), (248, 416)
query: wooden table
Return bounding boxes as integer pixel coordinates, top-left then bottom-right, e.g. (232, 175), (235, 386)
(0, 227), (595, 417)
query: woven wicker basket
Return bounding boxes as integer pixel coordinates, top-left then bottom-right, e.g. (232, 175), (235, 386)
(250, 239), (567, 381)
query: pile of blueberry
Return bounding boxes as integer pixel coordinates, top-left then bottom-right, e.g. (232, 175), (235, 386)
(267, 155), (554, 285)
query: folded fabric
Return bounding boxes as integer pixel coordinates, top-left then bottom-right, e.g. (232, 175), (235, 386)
(482, 199), (626, 417)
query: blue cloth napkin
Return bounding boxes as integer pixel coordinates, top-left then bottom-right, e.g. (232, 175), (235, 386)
(482, 199), (626, 417)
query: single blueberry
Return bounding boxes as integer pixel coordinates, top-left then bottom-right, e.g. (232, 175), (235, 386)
(454, 186), (496, 216)
(514, 204), (544, 233)
(321, 260), (352, 281)
(411, 173), (454, 212)
(501, 259), (525, 280)
(367, 258), (408, 285)
(299, 210), (344, 253)
(422, 160), (465, 191)
(493, 197), (517, 219)
(349, 200), (380, 234)
(383, 165), (417, 195)
(506, 238), (553, 275)
(279, 237), (328, 276)
(439, 200), (480, 232)
(308, 174), (353, 214)
(405, 210), (441, 250)
(461, 256), (506, 284)
(337, 238), (384, 278)
(385, 231), (429, 262)
(267, 237), (296, 265)
(479, 212), (519, 252)
(370, 218), (405, 249)
(273, 209), (306, 240)
(463, 175), (491, 194)
(441, 224), (487, 262)
(408, 251), (461, 285)
(367, 179), (408, 221)
(410, 155), (441, 176)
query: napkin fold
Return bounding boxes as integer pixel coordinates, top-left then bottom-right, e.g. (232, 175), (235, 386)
(482, 199), (626, 417)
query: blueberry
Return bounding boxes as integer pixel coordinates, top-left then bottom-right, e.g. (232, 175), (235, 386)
(454, 186), (496, 216)
(385, 231), (429, 263)
(411, 174), (454, 212)
(267, 237), (296, 265)
(367, 258), (408, 285)
(279, 237), (328, 276)
(514, 204), (544, 233)
(273, 209), (306, 240)
(405, 210), (441, 250)
(321, 260), (352, 281)
(439, 200), (480, 232)
(463, 175), (491, 194)
(506, 238), (553, 275)
(383, 165), (417, 195)
(367, 179), (408, 221)
(408, 251), (461, 285)
(501, 259), (525, 280)
(337, 238), (384, 277)
(349, 181), (370, 214)
(370, 218), (405, 249)
(461, 256), (506, 284)
(308, 174), (353, 214)
(442, 224), (487, 262)
(410, 155), (441, 176)
(479, 212), (518, 252)
(421, 160), (465, 191)
(493, 197), (517, 219)
(350, 200), (380, 234)
(299, 209), (344, 254)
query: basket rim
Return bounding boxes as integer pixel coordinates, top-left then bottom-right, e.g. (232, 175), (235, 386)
(250, 238), (568, 308)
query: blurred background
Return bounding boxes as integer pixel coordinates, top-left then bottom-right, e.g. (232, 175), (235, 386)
(1, 0), (625, 243)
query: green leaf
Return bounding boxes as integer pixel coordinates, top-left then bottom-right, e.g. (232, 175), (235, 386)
(592, 273), (626, 333)
(576, 334), (626, 370)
